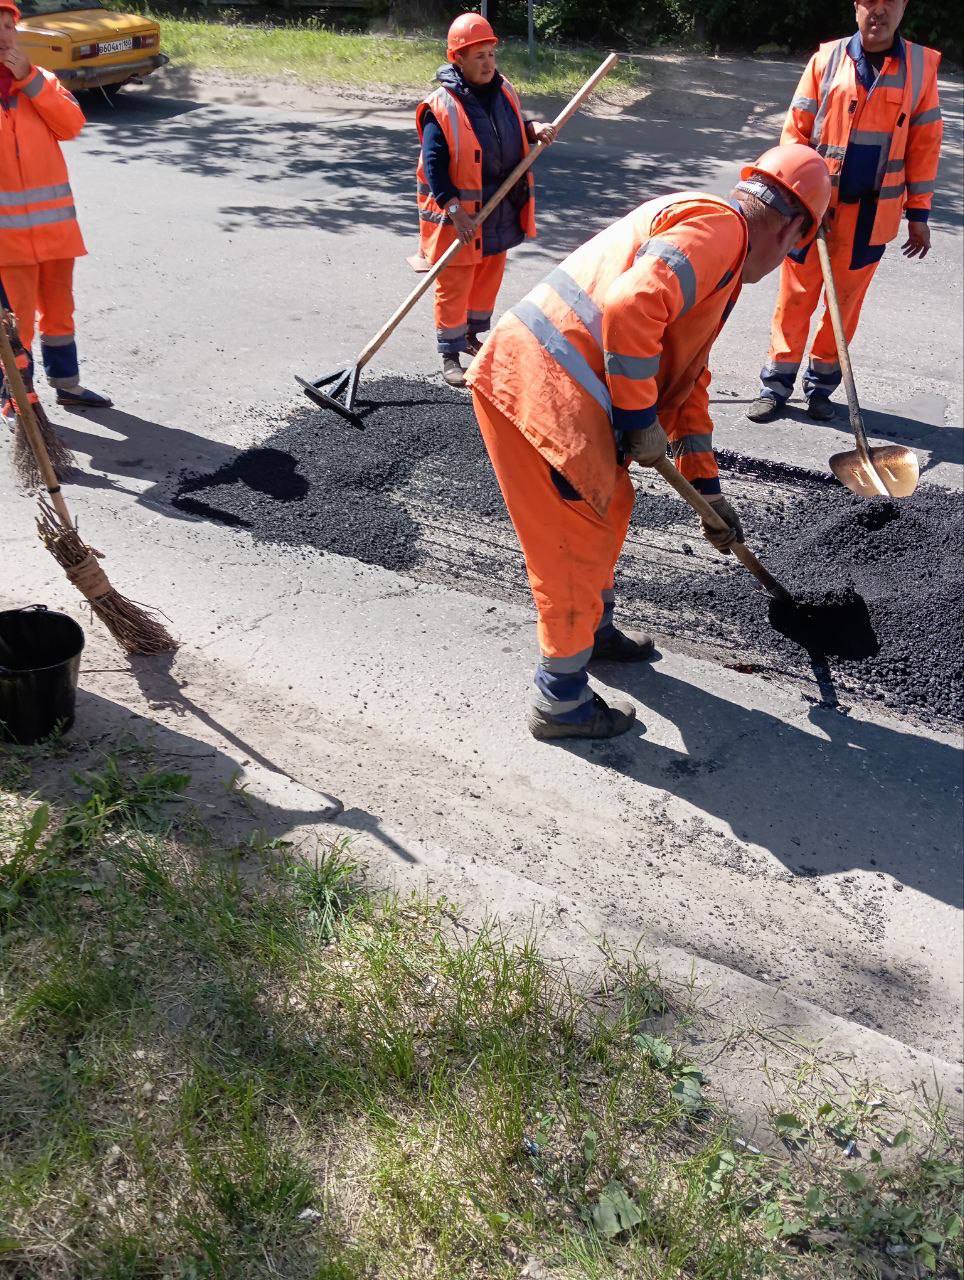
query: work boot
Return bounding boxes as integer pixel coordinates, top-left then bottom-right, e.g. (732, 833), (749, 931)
(746, 395), (783, 423)
(807, 394), (835, 422)
(591, 627), (655, 663)
(441, 356), (466, 388)
(527, 692), (636, 741)
(56, 384), (113, 409)
(464, 333), (483, 357)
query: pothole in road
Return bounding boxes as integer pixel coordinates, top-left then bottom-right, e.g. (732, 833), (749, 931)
(171, 376), (963, 725)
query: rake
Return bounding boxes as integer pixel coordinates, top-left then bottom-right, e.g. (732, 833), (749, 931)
(297, 52), (620, 427)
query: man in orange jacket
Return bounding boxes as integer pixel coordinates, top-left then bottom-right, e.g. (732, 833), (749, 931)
(0, 0), (110, 417)
(747, 0), (942, 423)
(468, 144), (831, 740)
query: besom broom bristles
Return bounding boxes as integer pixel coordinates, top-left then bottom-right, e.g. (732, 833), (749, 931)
(0, 311), (177, 657)
(2, 312), (76, 487)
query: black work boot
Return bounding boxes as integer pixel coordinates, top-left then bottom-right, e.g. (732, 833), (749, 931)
(464, 333), (484, 357)
(746, 395), (784, 423)
(441, 356), (466, 388)
(591, 627), (656, 663)
(807, 394), (835, 421)
(56, 385), (113, 409)
(527, 692), (636, 741)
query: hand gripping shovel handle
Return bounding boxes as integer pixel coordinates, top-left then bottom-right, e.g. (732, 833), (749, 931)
(353, 52), (621, 372)
(652, 456), (793, 602)
(0, 313), (74, 530)
(814, 227), (888, 496)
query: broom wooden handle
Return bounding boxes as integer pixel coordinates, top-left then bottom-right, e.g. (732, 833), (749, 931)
(652, 456), (793, 602)
(0, 314), (75, 529)
(355, 52), (620, 370)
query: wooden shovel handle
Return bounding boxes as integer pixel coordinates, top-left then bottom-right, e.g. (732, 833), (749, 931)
(0, 313), (75, 529)
(653, 457), (793, 602)
(355, 52), (621, 371)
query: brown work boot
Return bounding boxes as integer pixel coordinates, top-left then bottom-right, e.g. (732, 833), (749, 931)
(464, 333), (484, 357)
(441, 356), (466, 387)
(527, 692), (636, 741)
(591, 627), (655, 663)
(746, 395), (783, 423)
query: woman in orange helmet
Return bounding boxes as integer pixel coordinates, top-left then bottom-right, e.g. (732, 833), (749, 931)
(416, 12), (555, 386)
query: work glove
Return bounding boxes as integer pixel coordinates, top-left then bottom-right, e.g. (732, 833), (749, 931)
(700, 494), (744, 555)
(622, 420), (668, 468)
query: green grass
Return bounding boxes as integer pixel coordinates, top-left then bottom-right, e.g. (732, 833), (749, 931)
(0, 747), (961, 1278)
(143, 17), (647, 97)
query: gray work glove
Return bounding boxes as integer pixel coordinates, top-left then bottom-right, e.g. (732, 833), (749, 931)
(622, 420), (668, 467)
(700, 494), (744, 555)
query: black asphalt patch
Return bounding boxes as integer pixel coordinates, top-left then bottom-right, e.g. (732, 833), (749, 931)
(172, 377), (964, 725)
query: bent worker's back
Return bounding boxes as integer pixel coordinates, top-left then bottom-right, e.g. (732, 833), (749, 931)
(468, 192), (748, 516)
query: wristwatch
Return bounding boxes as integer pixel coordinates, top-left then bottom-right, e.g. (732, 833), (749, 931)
(446, 201), (460, 216)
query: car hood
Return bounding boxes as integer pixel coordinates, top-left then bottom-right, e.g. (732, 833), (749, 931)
(17, 9), (158, 40)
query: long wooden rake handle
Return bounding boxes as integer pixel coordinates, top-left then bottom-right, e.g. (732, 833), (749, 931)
(352, 52), (621, 372)
(653, 456), (793, 602)
(814, 227), (888, 496)
(0, 314), (75, 529)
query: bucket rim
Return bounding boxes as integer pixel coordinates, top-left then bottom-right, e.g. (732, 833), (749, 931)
(0, 606), (85, 675)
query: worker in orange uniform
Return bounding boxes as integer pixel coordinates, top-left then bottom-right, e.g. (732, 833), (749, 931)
(468, 145), (831, 740)
(416, 13), (555, 388)
(0, 0), (110, 419)
(748, 0), (941, 423)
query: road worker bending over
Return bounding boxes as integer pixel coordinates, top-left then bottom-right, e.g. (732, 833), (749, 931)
(416, 13), (554, 388)
(748, 0), (941, 423)
(0, 0), (111, 417)
(467, 144), (831, 741)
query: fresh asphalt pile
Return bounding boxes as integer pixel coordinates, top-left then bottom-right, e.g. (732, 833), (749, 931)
(172, 376), (963, 725)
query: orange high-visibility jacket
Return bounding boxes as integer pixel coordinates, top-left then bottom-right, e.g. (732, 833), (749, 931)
(468, 193), (747, 517)
(416, 78), (536, 267)
(0, 66), (86, 268)
(782, 36), (941, 245)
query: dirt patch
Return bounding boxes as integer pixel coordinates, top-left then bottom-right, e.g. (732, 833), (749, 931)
(172, 377), (963, 725)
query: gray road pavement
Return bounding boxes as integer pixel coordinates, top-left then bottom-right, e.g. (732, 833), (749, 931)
(2, 53), (962, 1116)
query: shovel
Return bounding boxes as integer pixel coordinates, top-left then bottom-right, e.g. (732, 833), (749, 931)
(652, 456), (794, 602)
(297, 52), (621, 427)
(814, 227), (919, 500)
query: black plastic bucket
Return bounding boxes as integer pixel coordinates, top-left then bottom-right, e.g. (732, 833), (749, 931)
(0, 606), (85, 745)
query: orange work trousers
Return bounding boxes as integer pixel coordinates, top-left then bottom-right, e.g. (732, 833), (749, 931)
(434, 252), (507, 355)
(0, 258), (79, 388)
(473, 390), (636, 716)
(761, 201), (880, 402)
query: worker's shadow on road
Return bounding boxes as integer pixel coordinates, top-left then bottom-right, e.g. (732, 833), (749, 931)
(564, 662), (962, 910)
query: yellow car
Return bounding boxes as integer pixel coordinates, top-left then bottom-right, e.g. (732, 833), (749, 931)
(16, 0), (167, 96)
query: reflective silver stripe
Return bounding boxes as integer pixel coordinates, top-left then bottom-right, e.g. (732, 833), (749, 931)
(810, 357), (839, 372)
(540, 647), (593, 674)
(813, 39), (847, 145)
(906, 180), (934, 195)
(532, 690), (594, 715)
(0, 205), (76, 231)
(671, 433), (713, 457)
(763, 360), (800, 375)
(0, 182), (72, 208)
(850, 129), (893, 146)
(22, 70), (45, 99)
(874, 72), (905, 89)
(604, 350), (659, 381)
(884, 158), (905, 173)
(791, 95), (818, 113)
(635, 238), (697, 315)
(909, 39), (924, 112)
(419, 209), (447, 225)
(877, 186), (905, 199)
(39, 333), (75, 347)
(437, 323), (467, 339)
(511, 299), (612, 416)
(910, 106), (942, 127)
(416, 181), (431, 196)
(816, 142), (847, 160)
(459, 188), (483, 201)
(435, 89), (461, 166)
(466, 310), (491, 322)
(544, 267), (603, 346)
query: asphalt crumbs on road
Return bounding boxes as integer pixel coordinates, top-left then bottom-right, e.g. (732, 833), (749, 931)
(172, 376), (964, 725)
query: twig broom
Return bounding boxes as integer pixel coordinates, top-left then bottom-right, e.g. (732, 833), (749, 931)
(0, 311), (177, 656)
(1, 310), (76, 486)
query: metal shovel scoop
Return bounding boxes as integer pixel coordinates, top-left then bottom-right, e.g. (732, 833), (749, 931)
(814, 228), (919, 500)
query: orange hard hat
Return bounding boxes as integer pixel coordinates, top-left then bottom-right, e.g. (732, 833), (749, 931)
(0, 1), (21, 18)
(446, 12), (498, 61)
(740, 143), (832, 245)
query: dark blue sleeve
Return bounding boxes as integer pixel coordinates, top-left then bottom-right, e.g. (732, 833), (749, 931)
(421, 114), (458, 207)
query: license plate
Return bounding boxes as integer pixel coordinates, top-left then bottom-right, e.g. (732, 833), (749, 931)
(99, 38), (133, 54)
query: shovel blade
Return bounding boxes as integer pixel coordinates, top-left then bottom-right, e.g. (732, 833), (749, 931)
(294, 375), (364, 429)
(829, 444), (919, 500)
